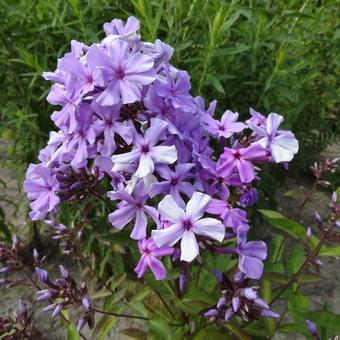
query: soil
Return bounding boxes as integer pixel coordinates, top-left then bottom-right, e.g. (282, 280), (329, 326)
(0, 141), (339, 339)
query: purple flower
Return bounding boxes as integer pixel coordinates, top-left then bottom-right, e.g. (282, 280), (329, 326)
(24, 164), (60, 220)
(202, 110), (245, 138)
(152, 192), (225, 262)
(150, 163), (195, 207)
(47, 75), (82, 133)
(134, 238), (173, 280)
(112, 118), (177, 178)
(108, 183), (159, 240)
(87, 39), (155, 106)
(217, 144), (267, 183)
(92, 101), (133, 156)
(305, 320), (320, 339)
(103, 16), (140, 37)
(236, 225), (267, 279)
(240, 187), (258, 207)
(59, 53), (96, 94)
(249, 112), (299, 162)
(207, 191), (248, 232)
(154, 71), (196, 111)
(66, 103), (96, 169)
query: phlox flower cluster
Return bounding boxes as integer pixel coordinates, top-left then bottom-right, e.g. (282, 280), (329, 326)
(23, 16), (298, 318)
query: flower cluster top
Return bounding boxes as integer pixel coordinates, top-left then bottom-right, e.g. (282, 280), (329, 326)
(24, 16), (298, 282)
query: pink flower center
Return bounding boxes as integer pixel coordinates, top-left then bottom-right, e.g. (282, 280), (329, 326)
(115, 68), (125, 80)
(234, 151), (241, 160)
(183, 219), (193, 230)
(171, 178), (178, 186)
(140, 145), (150, 154)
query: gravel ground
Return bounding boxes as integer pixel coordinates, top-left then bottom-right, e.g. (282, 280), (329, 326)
(0, 141), (339, 339)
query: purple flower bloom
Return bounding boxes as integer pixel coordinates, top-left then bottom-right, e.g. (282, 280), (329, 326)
(239, 187), (258, 207)
(217, 144), (267, 183)
(59, 53), (96, 94)
(207, 190), (248, 232)
(202, 110), (245, 138)
(134, 238), (173, 280)
(305, 320), (320, 339)
(112, 118), (177, 178)
(154, 71), (195, 111)
(66, 103), (96, 169)
(108, 183), (159, 240)
(24, 164), (60, 220)
(249, 112), (299, 162)
(150, 163), (195, 207)
(87, 39), (155, 106)
(152, 192), (225, 262)
(47, 75), (82, 133)
(103, 16), (140, 37)
(236, 225), (267, 279)
(92, 101), (133, 156)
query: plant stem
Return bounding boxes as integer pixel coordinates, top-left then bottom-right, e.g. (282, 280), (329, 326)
(154, 289), (176, 319)
(91, 307), (149, 321)
(269, 231), (326, 305)
(72, 241), (114, 294)
(294, 179), (318, 220)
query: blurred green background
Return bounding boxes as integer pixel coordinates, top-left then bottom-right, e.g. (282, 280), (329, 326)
(0, 0), (339, 175)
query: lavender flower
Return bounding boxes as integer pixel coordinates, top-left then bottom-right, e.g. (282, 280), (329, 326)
(203, 271), (278, 322)
(24, 15), (300, 289)
(23, 164), (60, 220)
(202, 110), (245, 138)
(217, 144), (267, 183)
(152, 192), (225, 262)
(249, 112), (299, 163)
(87, 39), (155, 106)
(112, 118), (177, 178)
(134, 238), (173, 280)
(108, 182), (159, 239)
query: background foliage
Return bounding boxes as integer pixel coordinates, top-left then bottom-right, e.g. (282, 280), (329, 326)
(0, 0), (339, 173)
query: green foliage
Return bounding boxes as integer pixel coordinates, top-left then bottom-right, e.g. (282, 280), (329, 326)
(0, 0), (339, 173)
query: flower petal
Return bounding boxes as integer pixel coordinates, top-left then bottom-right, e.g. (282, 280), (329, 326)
(135, 153), (154, 178)
(131, 209), (147, 240)
(158, 194), (185, 223)
(180, 231), (199, 262)
(152, 223), (183, 248)
(151, 145), (177, 164)
(192, 218), (225, 242)
(147, 256), (167, 280)
(186, 192), (212, 221)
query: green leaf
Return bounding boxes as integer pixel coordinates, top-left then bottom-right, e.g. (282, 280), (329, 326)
(287, 245), (305, 275)
(258, 209), (285, 219)
(183, 287), (217, 305)
(258, 209), (319, 245)
(205, 74), (225, 94)
(261, 280), (275, 336)
(267, 233), (285, 264)
(149, 318), (172, 340)
(288, 293), (310, 322)
(297, 273), (321, 284)
(66, 322), (80, 340)
(336, 186), (340, 204)
(279, 323), (309, 336)
(120, 328), (147, 339)
(214, 44), (249, 56)
(264, 272), (289, 284)
(320, 245), (340, 256)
